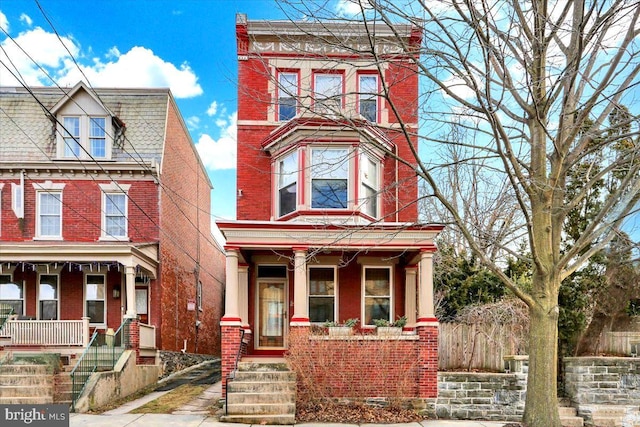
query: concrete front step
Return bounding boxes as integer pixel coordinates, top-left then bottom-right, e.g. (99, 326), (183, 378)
(0, 396), (54, 404)
(227, 380), (296, 393)
(560, 416), (584, 427)
(0, 385), (53, 398)
(0, 364), (49, 375)
(219, 413), (295, 425)
(227, 391), (295, 405)
(232, 370), (296, 382)
(237, 361), (290, 371)
(226, 402), (295, 416)
(0, 374), (53, 386)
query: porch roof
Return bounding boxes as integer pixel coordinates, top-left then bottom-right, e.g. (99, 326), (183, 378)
(216, 220), (443, 261)
(0, 242), (159, 278)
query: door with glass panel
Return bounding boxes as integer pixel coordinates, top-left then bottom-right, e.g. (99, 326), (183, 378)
(256, 280), (287, 349)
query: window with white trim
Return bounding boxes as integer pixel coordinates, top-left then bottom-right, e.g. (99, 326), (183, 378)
(85, 274), (106, 325)
(308, 267), (336, 323)
(104, 193), (127, 238)
(359, 74), (378, 122)
(359, 153), (379, 217)
(278, 151), (298, 217)
(311, 148), (349, 209)
(278, 72), (298, 121)
(38, 274), (59, 320)
(314, 73), (343, 114)
(363, 266), (392, 325)
(59, 116), (110, 159)
(36, 191), (62, 239)
(0, 275), (24, 316)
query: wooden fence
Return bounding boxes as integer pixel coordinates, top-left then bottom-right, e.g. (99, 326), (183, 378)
(438, 322), (526, 371)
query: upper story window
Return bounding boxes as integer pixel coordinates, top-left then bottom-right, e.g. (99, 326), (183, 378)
(311, 148), (349, 209)
(360, 153), (379, 218)
(278, 151), (298, 217)
(99, 183), (130, 240)
(314, 72), (343, 114)
(358, 74), (379, 122)
(33, 182), (66, 240)
(60, 116), (110, 160)
(278, 71), (298, 121)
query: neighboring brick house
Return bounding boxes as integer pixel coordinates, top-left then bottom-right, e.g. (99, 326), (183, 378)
(0, 82), (224, 358)
(218, 14), (442, 402)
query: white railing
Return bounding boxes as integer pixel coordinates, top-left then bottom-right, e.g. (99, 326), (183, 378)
(139, 323), (156, 349)
(0, 319), (89, 346)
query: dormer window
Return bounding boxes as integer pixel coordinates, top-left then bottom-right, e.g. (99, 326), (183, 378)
(61, 116), (109, 159)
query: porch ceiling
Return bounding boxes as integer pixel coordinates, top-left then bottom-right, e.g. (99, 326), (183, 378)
(0, 242), (159, 278)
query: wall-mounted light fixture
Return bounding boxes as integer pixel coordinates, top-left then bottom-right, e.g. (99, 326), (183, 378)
(113, 286), (121, 299)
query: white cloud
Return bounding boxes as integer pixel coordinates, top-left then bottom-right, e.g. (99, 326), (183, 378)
(195, 112), (237, 170)
(0, 11), (9, 32)
(19, 13), (32, 27)
(57, 46), (202, 98)
(0, 22), (201, 98)
(186, 116), (200, 130)
(206, 100), (218, 116)
(335, 0), (371, 16)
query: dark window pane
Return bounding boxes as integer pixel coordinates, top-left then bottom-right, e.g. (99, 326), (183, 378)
(86, 301), (105, 323)
(309, 268), (335, 295)
(40, 301), (58, 320)
(279, 98), (296, 121)
(312, 179), (347, 208)
(279, 182), (296, 216)
(360, 99), (377, 122)
(258, 265), (287, 278)
(365, 297), (390, 325)
(309, 297), (335, 323)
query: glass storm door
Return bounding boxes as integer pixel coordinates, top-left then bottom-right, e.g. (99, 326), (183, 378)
(257, 281), (287, 349)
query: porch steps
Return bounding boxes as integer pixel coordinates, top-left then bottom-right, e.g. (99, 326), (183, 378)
(54, 367), (73, 405)
(221, 358), (296, 425)
(559, 405), (584, 427)
(0, 364), (54, 404)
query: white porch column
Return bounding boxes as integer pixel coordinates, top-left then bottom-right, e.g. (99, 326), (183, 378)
(417, 251), (436, 324)
(291, 248), (310, 325)
(124, 265), (137, 318)
(238, 264), (249, 327)
(222, 248), (241, 324)
(405, 266), (417, 325)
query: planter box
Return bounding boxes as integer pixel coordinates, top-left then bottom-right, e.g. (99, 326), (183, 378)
(328, 326), (353, 336)
(377, 327), (402, 336)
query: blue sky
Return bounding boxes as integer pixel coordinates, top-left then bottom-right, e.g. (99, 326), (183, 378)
(0, 0), (355, 225)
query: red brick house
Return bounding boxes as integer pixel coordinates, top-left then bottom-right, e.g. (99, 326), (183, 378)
(217, 14), (442, 412)
(0, 82), (224, 359)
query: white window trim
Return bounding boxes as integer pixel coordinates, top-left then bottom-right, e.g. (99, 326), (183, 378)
(37, 273), (60, 321)
(276, 150), (298, 218)
(0, 273), (25, 316)
(33, 182), (65, 241)
(359, 152), (380, 218)
(84, 273), (107, 327)
(361, 265), (394, 327)
(57, 115), (112, 160)
(307, 265), (338, 324)
(11, 182), (24, 219)
(99, 183), (130, 241)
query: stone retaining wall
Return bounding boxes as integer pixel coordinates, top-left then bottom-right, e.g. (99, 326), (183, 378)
(158, 350), (219, 378)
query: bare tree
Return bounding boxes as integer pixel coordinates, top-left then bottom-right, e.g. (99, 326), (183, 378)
(276, 1), (640, 426)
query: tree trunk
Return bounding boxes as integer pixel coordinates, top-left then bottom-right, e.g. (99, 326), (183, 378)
(523, 301), (562, 427)
(575, 311), (608, 356)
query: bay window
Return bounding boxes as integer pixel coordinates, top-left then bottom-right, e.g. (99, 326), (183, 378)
(308, 267), (336, 323)
(278, 151), (298, 217)
(360, 153), (379, 217)
(311, 148), (349, 209)
(359, 74), (378, 122)
(363, 266), (392, 325)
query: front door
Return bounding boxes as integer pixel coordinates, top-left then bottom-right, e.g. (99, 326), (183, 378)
(256, 280), (287, 349)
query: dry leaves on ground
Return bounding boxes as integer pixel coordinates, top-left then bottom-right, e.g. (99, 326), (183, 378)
(296, 401), (424, 423)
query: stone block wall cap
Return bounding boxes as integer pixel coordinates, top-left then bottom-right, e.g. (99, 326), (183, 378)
(504, 355), (529, 361)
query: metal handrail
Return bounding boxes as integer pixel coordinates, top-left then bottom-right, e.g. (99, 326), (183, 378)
(0, 304), (14, 331)
(225, 328), (246, 415)
(70, 319), (128, 411)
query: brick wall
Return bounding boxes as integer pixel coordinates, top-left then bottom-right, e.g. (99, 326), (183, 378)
(221, 324), (244, 398)
(156, 99), (224, 355)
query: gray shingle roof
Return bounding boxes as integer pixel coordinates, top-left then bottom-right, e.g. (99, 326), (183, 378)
(0, 85), (169, 164)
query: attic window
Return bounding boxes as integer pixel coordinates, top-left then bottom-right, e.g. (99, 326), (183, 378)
(57, 115), (113, 160)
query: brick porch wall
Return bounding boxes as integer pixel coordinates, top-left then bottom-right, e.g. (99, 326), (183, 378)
(221, 324), (243, 398)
